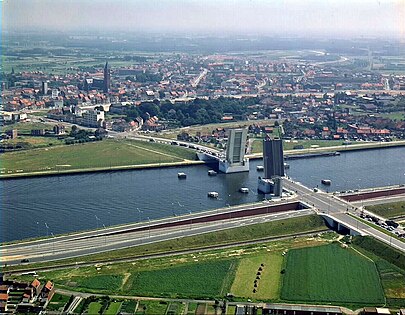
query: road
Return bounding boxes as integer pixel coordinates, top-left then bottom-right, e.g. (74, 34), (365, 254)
(0, 200), (312, 266)
(283, 178), (405, 253)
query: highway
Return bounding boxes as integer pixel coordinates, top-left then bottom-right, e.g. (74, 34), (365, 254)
(0, 200), (312, 266)
(283, 178), (405, 253)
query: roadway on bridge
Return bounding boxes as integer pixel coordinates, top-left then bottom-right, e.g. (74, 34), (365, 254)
(283, 178), (405, 253)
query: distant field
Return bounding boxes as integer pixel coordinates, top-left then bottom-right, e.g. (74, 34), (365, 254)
(71, 274), (123, 292)
(2, 122), (57, 134)
(87, 302), (103, 314)
(230, 252), (283, 299)
(1, 139), (196, 174)
(2, 136), (64, 148)
(281, 243), (385, 304)
(127, 259), (237, 298)
(104, 302), (122, 315)
(366, 201), (405, 219)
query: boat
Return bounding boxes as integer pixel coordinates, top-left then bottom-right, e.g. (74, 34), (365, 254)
(239, 187), (249, 193)
(177, 172), (187, 179)
(321, 179), (332, 185)
(256, 165), (264, 171)
(208, 170), (217, 176)
(284, 163), (290, 169)
(207, 191), (219, 198)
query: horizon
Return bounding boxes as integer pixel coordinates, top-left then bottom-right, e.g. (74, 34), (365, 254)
(2, 0), (405, 39)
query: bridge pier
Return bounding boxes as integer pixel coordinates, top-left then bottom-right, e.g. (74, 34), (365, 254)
(320, 214), (361, 236)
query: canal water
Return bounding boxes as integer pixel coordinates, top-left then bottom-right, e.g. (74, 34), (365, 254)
(1, 146), (404, 242)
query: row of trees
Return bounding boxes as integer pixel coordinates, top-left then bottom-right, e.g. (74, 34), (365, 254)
(125, 97), (259, 126)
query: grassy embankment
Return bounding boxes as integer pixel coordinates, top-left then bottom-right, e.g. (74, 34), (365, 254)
(13, 236), (396, 308)
(11, 232), (405, 308)
(4, 215), (327, 272)
(366, 201), (405, 219)
(352, 236), (405, 307)
(0, 139), (198, 177)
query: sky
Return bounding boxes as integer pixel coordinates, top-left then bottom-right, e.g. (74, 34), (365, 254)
(2, 0), (405, 38)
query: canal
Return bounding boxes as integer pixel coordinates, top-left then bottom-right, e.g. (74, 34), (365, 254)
(1, 146), (404, 242)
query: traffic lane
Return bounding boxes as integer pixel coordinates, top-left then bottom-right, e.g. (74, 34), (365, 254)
(332, 213), (405, 252)
(2, 210), (314, 265)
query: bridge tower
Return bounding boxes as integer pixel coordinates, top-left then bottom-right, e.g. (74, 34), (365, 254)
(258, 137), (284, 196)
(218, 128), (249, 173)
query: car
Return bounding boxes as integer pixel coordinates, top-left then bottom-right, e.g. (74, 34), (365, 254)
(21, 259), (30, 263)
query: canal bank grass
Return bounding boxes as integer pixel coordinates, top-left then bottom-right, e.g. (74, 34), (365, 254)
(280, 243), (385, 305)
(252, 139), (344, 153)
(3, 214), (327, 272)
(0, 138), (196, 175)
(230, 252), (283, 300)
(366, 201), (405, 219)
(17, 236), (331, 300)
(351, 236), (405, 307)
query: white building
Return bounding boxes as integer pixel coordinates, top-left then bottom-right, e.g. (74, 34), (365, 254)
(82, 109), (105, 128)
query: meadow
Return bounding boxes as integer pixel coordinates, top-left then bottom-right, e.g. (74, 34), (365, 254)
(1, 139), (196, 175)
(127, 259), (237, 298)
(280, 243), (385, 305)
(230, 252), (283, 300)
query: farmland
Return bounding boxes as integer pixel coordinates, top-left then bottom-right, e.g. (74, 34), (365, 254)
(230, 253), (283, 300)
(13, 233), (405, 308)
(1, 139), (197, 176)
(280, 243), (385, 305)
(127, 259), (237, 298)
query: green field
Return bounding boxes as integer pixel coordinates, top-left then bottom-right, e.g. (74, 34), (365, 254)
(281, 243), (385, 304)
(87, 301), (103, 314)
(46, 293), (71, 311)
(127, 259), (237, 298)
(135, 301), (169, 314)
(1, 139), (196, 175)
(366, 201), (405, 219)
(104, 302), (122, 315)
(72, 274), (123, 292)
(120, 300), (137, 313)
(231, 253), (283, 299)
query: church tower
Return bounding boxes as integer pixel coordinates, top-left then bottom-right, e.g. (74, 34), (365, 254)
(103, 61), (110, 93)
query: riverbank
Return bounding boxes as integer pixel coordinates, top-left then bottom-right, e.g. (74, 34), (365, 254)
(2, 139), (404, 179)
(248, 139), (405, 159)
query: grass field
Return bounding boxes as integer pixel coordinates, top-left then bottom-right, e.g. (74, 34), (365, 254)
(71, 274), (123, 292)
(230, 253), (283, 300)
(128, 259), (237, 298)
(46, 293), (71, 311)
(87, 301), (103, 314)
(2, 136), (64, 148)
(2, 122), (57, 134)
(1, 139), (196, 174)
(280, 243), (385, 305)
(104, 302), (122, 315)
(352, 236), (405, 306)
(366, 201), (405, 219)
(135, 301), (168, 314)
(121, 300), (137, 313)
